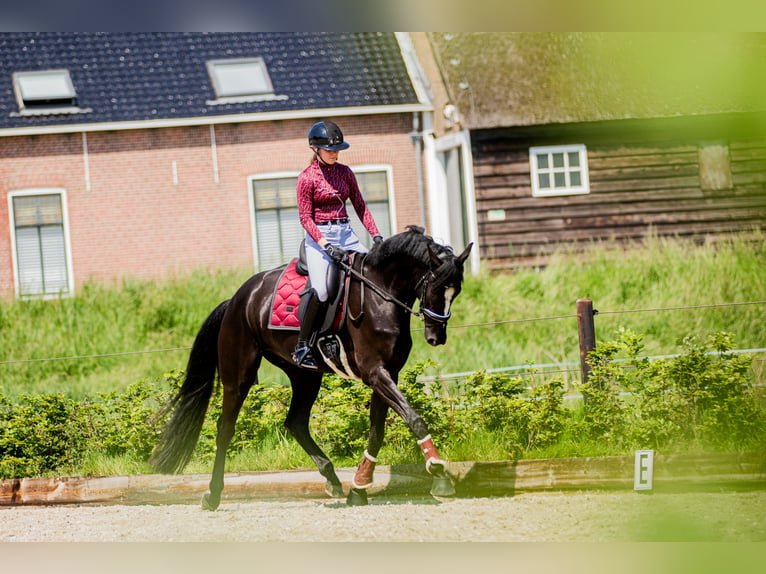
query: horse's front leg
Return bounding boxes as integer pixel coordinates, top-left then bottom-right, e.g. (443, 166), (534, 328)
(347, 391), (388, 506)
(285, 369), (344, 498)
(366, 366), (455, 499)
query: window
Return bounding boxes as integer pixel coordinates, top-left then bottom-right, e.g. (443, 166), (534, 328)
(9, 190), (73, 298)
(12, 69), (89, 115)
(249, 167), (394, 270)
(349, 168), (393, 248)
(206, 58), (287, 104)
(250, 175), (304, 271)
(699, 142), (733, 191)
(529, 144), (590, 197)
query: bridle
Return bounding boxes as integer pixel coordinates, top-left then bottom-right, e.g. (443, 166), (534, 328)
(337, 256), (452, 324)
(413, 270), (452, 324)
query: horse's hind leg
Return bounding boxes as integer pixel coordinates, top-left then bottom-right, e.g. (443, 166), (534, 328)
(284, 368), (344, 498)
(203, 350), (260, 511)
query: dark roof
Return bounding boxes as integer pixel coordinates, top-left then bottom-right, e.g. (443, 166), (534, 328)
(0, 32), (421, 131)
(429, 32), (766, 129)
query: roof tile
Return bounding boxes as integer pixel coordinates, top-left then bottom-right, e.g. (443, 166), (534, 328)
(0, 32), (419, 130)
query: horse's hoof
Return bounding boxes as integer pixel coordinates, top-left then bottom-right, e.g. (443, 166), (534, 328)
(346, 487), (369, 506)
(430, 471), (456, 498)
(201, 492), (220, 511)
(325, 480), (345, 498)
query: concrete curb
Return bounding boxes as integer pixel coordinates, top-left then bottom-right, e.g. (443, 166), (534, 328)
(1, 453), (764, 507)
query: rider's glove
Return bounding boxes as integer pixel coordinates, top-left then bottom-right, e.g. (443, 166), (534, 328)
(324, 243), (347, 263)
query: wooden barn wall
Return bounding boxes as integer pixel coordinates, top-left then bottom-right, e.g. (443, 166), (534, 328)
(471, 122), (766, 270)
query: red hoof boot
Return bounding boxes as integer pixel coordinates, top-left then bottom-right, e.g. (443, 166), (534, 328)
(417, 435), (447, 474)
(352, 450), (377, 489)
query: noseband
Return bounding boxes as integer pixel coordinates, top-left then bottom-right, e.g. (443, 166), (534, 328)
(414, 271), (452, 324)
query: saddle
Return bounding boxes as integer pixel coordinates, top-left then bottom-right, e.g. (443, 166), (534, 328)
(269, 240), (349, 336)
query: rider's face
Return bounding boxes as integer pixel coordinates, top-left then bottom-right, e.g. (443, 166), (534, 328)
(316, 148), (340, 165)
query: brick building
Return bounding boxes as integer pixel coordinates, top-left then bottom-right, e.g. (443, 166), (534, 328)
(0, 33), (445, 299)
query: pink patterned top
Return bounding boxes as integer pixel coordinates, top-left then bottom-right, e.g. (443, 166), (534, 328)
(296, 159), (381, 243)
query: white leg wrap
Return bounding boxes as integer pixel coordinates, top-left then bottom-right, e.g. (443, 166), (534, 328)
(363, 449), (378, 463)
(351, 478), (373, 489)
(425, 457), (446, 474)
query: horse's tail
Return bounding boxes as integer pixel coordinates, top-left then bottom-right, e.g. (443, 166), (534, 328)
(149, 299), (230, 474)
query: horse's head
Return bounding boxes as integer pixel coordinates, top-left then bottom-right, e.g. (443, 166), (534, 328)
(419, 241), (473, 346)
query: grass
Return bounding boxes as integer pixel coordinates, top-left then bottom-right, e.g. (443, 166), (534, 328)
(412, 232), (766, 387)
(0, 232), (764, 401)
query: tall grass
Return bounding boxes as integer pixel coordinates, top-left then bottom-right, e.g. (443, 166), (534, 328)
(1, 233), (764, 399)
(412, 232), (765, 386)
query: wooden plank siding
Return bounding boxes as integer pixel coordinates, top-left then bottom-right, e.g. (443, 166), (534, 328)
(472, 130), (766, 270)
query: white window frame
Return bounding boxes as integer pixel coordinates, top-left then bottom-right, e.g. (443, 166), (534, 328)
(11, 69), (91, 116)
(349, 164), (397, 247)
(8, 188), (75, 299)
(247, 166), (397, 271)
(206, 58), (288, 105)
(529, 144), (590, 197)
(247, 171), (303, 272)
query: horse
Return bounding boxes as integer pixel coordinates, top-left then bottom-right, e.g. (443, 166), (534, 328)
(149, 225), (472, 509)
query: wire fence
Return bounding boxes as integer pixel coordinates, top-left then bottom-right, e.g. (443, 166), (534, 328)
(1, 300), (764, 385)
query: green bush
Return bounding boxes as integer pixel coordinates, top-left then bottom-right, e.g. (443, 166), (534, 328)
(450, 371), (568, 457)
(1, 329), (763, 480)
(578, 329), (766, 451)
(0, 393), (89, 478)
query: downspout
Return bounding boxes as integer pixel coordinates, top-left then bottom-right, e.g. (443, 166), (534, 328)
(82, 132), (91, 193)
(409, 112), (427, 230)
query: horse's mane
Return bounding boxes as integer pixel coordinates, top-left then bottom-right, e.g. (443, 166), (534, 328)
(367, 226), (464, 288)
(367, 226), (438, 266)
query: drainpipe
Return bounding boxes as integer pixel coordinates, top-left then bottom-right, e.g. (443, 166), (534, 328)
(409, 112), (427, 230)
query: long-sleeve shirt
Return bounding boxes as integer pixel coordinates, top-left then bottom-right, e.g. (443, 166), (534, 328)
(296, 159), (381, 243)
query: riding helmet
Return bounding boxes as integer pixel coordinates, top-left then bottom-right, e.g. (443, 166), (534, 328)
(308, 121), (350, 151)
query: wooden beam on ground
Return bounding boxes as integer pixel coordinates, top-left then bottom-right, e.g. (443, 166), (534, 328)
(1, 453), (763, 507)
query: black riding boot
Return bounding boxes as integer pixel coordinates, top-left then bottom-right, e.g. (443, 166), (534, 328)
(293, 288), (324, 368)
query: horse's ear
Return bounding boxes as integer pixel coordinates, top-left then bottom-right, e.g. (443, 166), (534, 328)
(457, 243), (473, 264)
(427, 242), (443, 267)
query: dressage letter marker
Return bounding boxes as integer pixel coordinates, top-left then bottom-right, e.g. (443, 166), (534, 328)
(634, 450), (654, 491)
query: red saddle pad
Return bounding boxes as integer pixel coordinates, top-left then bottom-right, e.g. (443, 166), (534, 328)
(269, 259), (307, 330)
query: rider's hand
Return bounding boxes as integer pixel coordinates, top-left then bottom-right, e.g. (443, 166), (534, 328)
(324, 243), (346, 263)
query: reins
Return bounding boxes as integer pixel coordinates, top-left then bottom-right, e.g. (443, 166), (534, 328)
(336, 255), (448, 323)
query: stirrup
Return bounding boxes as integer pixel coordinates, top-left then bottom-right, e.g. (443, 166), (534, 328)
(292, 343), (317, 368)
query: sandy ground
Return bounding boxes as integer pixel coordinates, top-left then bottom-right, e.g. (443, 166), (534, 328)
(1, 490), (764, 543)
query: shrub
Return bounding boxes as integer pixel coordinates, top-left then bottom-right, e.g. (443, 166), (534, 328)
(1, 329), (763, 480)
(579, 329), (766, 451)
(0, 393), (89, 478)
(450, 370), (568, 458)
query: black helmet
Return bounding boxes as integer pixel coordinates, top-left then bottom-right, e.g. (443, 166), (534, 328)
(308, 121), (350, 151)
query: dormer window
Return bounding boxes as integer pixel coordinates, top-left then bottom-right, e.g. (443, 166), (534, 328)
(12, 69), (90, 116)
(206, 58), (287, 105)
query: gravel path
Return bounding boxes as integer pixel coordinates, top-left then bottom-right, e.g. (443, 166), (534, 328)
(1, 490), (764, 542)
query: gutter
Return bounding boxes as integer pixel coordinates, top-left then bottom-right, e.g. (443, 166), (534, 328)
(0, 103), (432, 138)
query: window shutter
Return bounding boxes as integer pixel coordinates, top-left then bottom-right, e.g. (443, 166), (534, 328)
(279, 207), (304, 261)
(40, 226), (69, 294)
(16, 227), (44, 296)
(255, 210), (282, 270)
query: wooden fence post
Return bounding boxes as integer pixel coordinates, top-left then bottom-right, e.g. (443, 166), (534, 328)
(576, 298), (597, 387)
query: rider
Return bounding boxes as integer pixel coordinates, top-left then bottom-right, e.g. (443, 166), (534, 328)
(292, 120), (384, 368)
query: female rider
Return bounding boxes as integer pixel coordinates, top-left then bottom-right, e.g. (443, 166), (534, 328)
(293, 120), (383, 367)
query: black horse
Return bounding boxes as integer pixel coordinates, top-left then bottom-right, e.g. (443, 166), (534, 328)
(150, 226), (472, 509)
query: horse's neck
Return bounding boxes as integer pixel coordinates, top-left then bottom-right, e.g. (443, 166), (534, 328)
(363, 254), (427, 303)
